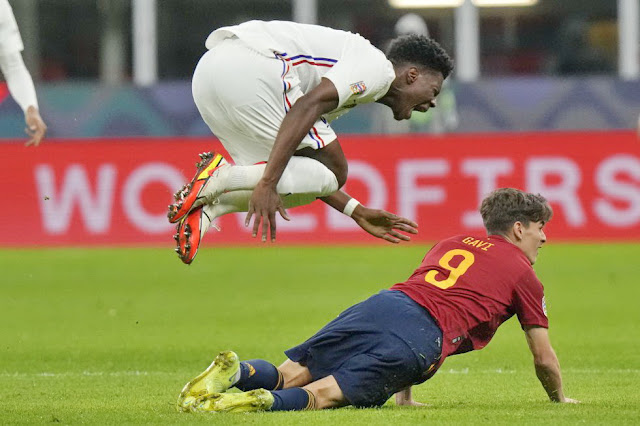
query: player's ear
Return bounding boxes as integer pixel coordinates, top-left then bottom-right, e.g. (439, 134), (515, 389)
(512, 221), (523, 241)
(406, 67), (419, 84)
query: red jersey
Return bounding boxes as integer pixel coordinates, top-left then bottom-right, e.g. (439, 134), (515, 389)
(391, 234), (548, 359)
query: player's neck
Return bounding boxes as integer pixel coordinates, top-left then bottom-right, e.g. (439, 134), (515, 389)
(497, 233), (515, 245)
(377, 84), (400, 107)
(377, 68), (404, 107)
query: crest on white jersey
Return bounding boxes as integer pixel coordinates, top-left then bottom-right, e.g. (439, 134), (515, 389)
(350, 81), (367, 95)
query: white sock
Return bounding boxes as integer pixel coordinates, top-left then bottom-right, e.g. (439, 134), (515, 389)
(209, 190), (317, 217)
(202, 190), (318, 234)
(220, 156), (339, 197)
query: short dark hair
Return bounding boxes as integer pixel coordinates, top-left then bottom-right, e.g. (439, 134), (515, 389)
(386, 34), (454, 79)
(480, 188), (553, 235)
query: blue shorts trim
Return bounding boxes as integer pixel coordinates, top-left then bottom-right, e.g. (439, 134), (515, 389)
(285, 290), (442, 407)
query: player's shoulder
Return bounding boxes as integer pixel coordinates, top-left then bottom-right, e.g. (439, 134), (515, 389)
(0, 0), (15, 22)
(437, 234), (500, 250)
(259, 20), (361, 38)
(438, 234), (533, 271)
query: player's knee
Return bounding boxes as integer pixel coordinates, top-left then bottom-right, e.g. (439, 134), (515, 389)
(335, 166), (348, 189)
(323, 139), (348, 187)
(307, 387), (345, 410)
(278, 360), (313, 388)
(297, 142), (348, 189)
(303, 376), (348, 410)
(316, 155), (347, 190)
(329, 158), (348, 189)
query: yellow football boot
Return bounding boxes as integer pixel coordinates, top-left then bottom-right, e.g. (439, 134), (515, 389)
(192, 389), (274, 413)
(177, 351), (240, 412)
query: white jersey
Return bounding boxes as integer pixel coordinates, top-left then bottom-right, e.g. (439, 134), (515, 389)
(0, 0), (24, 56)
(205, 20), (395, 122)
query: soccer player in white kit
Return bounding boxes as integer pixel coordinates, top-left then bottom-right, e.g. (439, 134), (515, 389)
(0, 0), (47, 146)
(169, 20), (453, 264)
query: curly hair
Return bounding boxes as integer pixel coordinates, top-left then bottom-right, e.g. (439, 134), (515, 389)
(386, 34), (454, 79)
(480, 188), (553, 236)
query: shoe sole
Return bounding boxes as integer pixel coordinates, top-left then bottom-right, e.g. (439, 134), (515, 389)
(167, 152), (225, 223)
(174, 206), (212, 265)
(192, 389), (274, 413)
(177, 351), (239, 412)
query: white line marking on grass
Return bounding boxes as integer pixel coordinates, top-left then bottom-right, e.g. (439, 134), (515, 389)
(444, 368), (517, 374)
(0, 371), (166, 378)
(2, 368), (638, 378)
(440, 368), (640, 375)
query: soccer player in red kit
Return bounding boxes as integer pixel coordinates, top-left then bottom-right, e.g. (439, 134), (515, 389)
(176, 188), (578, 413)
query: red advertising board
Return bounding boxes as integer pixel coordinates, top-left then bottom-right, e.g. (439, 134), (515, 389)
(1, 131), (638, 246)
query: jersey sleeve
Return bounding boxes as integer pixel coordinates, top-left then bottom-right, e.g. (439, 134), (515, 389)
(0, 0), (24, 56)
(513, 269), (549, 329)
(322, 36), (394, 110)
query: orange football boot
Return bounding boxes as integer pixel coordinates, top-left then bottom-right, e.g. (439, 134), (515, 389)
(167, 152), (228, 223)
(173, 204), (217, 265)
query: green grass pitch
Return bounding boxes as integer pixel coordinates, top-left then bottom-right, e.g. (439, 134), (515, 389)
(1, 243), (639, 424)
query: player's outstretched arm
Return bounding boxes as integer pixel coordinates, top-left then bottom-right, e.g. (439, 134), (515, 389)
(25, 105), (47, 146)
(524, 326), (579, 404)
(0, 51), (47, 146)
(320, 191), (418, 243)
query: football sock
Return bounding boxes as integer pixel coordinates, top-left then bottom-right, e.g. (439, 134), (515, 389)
(280, 193), (319, 209)
(210, 190), (317, 217)
(220, 156), (339, 197)
(208, 191), (253, 217)
(270, 388), (316, 411)
(200, 191), (318, 235)
(234, 360), (284, 391)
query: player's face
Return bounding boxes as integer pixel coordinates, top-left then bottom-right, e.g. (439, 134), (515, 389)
(518, 221), (547, 265)
(393, 68), (444, 121)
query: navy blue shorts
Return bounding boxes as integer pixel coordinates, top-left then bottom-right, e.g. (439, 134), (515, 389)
(285, 290), (443, 407)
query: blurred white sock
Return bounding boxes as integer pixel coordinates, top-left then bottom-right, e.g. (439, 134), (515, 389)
(202, 190), (318, 233)
(211, 191), (317, 216)
(211, 156), (338, 197)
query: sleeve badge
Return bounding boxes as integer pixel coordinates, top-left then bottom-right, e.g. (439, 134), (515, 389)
(349, 81), (367, 95)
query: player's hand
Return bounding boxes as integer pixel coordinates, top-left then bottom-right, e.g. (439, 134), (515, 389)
(24, 105), (47, 147)
(245, 180), (290, 242)
(352, 206), (418, 243)
(394, 387), (426, 407)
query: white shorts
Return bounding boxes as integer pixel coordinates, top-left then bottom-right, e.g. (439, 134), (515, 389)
(192, 36), (337, 166)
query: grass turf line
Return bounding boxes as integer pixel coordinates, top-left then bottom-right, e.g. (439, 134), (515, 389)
(1, 244), (639, 424)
